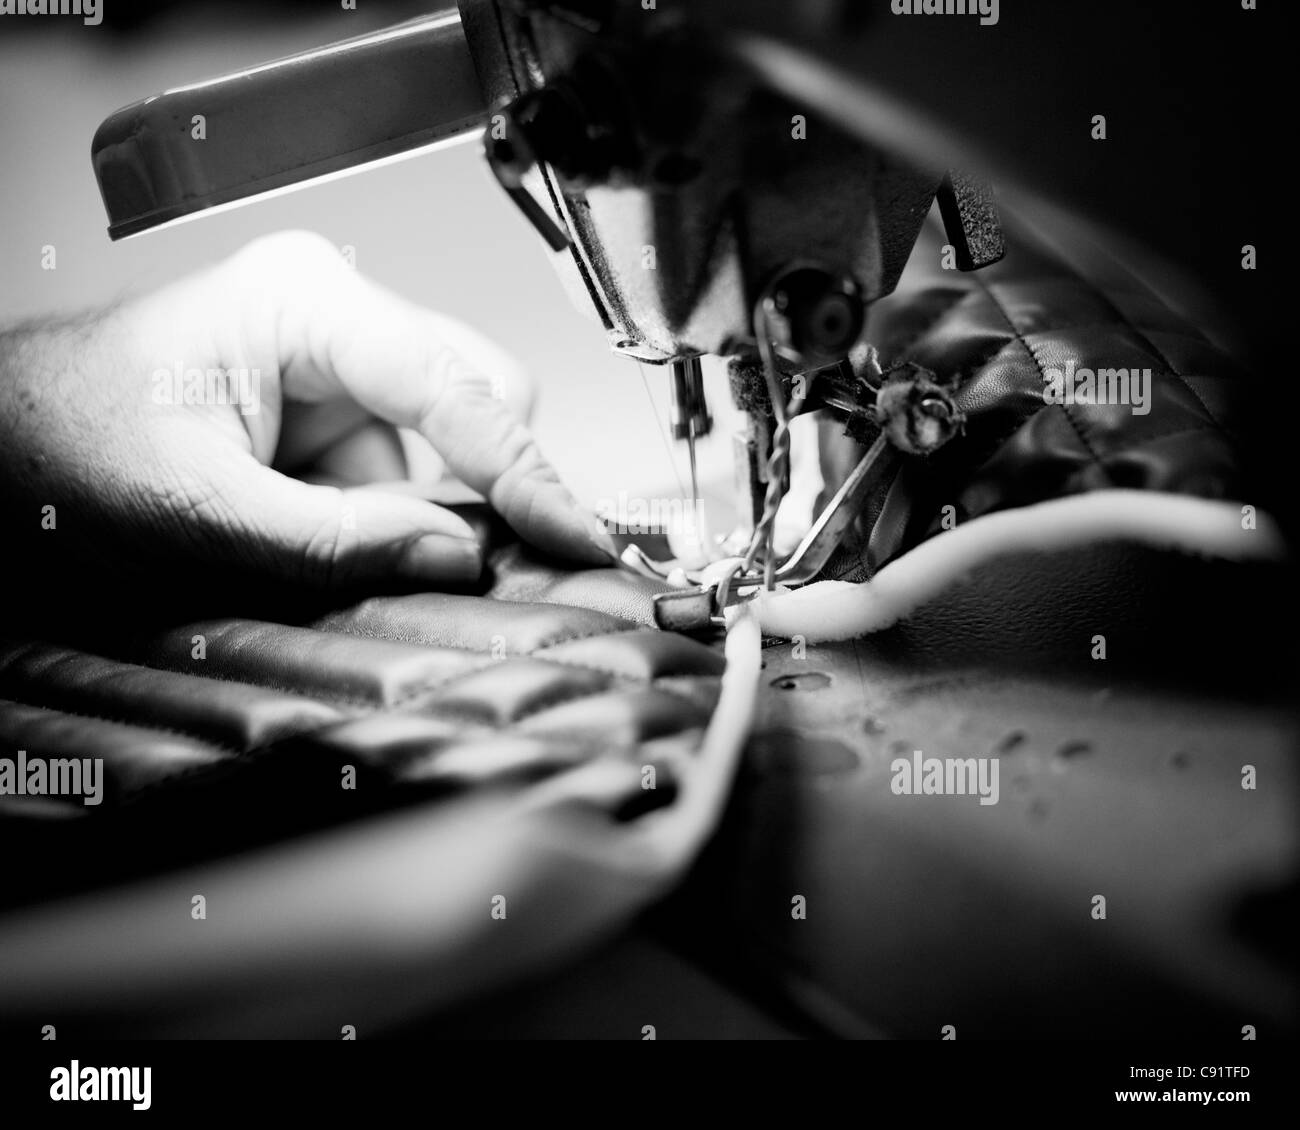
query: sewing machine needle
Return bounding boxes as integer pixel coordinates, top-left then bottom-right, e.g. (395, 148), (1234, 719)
(686, 423), (699, 506)
(667, 357), (712, 558)
(686, 422), (706, 556)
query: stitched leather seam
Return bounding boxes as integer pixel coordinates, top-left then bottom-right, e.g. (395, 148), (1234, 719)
(0, 686), (250, 764)
(370, 647), (626, 704)
(1089, 309), (1224, 431)
(117, 638), (694, 714)
(893, 286), (1116, 465)
(524, 624), (646, 652)
(1058, 400), (1110, 479)
(333, 623), (649, 655)
(328, 627), (715, 710)
(400, 650), (716, 715)
(380, 656), (504, 707)
(488, 682), (702, 729)
(233, 626), (515, 704)
(528, 625), (651, 651)
(887, 292), (1040, 469)
(966, 271), (1112, 481)
(0, 662), (716, 804)
(364, 638), (715, 715)
(0, 620), (719, 806)
(412, 684), (610, 729)
(23, 651), (496, 714)
(307, 669), (715, 756)
(1006, 208), (1235, 432)
(0, 693), (244, 756)
(1022, 245), (1231, 436)
(353, 688), (709, 746)
(142, 663), (443, 712)
(902, 215), (1238, 510)
(317, 623), (650, 661)
(104, 668), (712, 800)
(516, 652), (721, 711)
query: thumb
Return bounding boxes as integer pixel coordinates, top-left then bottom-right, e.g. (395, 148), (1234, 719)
(214, 456), (485, 590)
(222, 232), (618, 566)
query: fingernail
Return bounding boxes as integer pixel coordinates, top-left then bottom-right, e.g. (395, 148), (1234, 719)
(590, 520), (620, 561)
(578, 506), (621, 565)
(396, 534), (482, 584)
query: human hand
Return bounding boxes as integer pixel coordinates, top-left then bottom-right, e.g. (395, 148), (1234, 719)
(0, 231), (617, 596)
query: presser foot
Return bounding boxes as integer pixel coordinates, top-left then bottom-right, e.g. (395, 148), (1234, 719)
(649, 433), (892, 632)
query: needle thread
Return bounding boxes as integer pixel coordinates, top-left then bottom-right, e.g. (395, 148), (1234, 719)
(638, 361), (689, 500)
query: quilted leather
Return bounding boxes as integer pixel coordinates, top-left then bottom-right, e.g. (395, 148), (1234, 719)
(0, 546), (720, 924)
(0, 537), (748, 1037)
(0, 592), (711, 813)
(817, 194), (1262, 578)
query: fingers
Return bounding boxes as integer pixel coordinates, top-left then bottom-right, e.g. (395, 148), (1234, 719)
(273, 400), (392, 476)
(283, 415), (410, 487)
(221, 232), (615, 565)
(417, 374), (617, 565)
(210, 450), (484, 589)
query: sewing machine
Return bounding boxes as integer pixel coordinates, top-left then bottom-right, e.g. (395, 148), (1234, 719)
(0, 0), (1273, 1043)
(92, 0), (1003, 629)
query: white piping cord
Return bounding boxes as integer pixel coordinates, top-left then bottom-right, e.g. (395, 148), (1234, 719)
(751, 490), (1287, 643)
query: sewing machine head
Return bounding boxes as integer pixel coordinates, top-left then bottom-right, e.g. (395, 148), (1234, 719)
(91, 0), (1004, 629)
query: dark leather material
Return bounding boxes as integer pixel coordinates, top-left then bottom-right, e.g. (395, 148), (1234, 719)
(0, 698), (229, 805)
(0, 566), (737, 1038)
(0, 593), (723, 829)
(816, 198), (1261, 576)
(661, 545), (1297, 1038)
(0, 640), (344, 750)
(485, 544), (666, 626)
(115, 620), (486, 707)
(313, 592), (636, 653)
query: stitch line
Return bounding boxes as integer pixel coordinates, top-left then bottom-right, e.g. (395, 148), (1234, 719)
(967, 270), (1112, 481)
(1007, 217), (1233, 436)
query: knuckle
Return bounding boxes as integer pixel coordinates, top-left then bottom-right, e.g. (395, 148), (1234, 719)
(227, 230), (345, 290)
